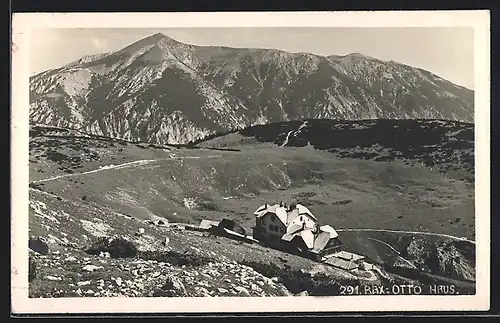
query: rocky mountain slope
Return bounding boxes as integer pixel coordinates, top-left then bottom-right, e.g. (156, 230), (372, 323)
(30, 33), (474, 144)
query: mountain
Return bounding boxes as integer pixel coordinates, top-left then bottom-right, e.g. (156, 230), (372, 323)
(29, 32), (474, 144)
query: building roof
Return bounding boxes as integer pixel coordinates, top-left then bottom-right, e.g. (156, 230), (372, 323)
(199, 219), (220, 230)
(319, 225), (339, 239)
(325, 257), (359, 271)
(218, 218), (246, 235)
(254, 204), (288, 224)
(295, 204), (317, 221)
(298, 229), (315, 249)
(253, 204), (268, 215)
(286, 223), (304, 235)
(330, 251), (365, 262)
(254, 203), (317, 225)
(223, 228), (246, 238)
(311, 231), (334, 252)
(281, 224), (339, 251)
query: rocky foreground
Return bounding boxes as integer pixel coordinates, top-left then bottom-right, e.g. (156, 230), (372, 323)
(29, 238), (293, 298)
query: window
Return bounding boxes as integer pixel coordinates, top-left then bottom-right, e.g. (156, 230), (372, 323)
(271, 215), (276, 222)
(280, 227), (284, 233)
(299, 216), (303, 221)
(269, 225), (281, 233)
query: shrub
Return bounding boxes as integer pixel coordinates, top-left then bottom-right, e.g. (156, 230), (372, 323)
(239, 260), (347, 295)
(29, 237), (49, 255)
(85, 237), (138, 258)
(197, 200), (220, 211)
(138, 250), (212, 267)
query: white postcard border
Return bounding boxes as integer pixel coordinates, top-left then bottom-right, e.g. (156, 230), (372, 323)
(11, 10), (491, 314)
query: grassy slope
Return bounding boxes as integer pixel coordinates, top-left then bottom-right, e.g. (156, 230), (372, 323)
(31, 143), (474, 239)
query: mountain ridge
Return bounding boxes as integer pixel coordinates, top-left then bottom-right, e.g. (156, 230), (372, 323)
(30, 32), (474, 144)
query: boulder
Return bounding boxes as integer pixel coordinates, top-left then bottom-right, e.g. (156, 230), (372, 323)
(29, 237), (49, 255)
(135, 228), (145, 237)
(195, 286), (211, 297)
(154, 276), (186, 297)
(250, 283), (261, 292)
(99, 251), (111, 258)
(233, 286), (251, 296)
(82, 264), (104, 272)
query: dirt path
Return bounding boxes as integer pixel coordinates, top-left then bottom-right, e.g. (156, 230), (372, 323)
(337, 228), (475, 244)
(366, 237), (417, 268)
(30, 154), (224, 184)
(366, 237), (401, 254)
(30, 159), (157, 184)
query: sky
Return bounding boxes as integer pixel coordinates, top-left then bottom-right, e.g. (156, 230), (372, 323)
(30, 27), (474, 89)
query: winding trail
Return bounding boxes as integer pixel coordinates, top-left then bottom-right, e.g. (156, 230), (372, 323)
(337, 228), (475, 244)
(366, 237), (401, 255)
(30, 154), (223, 184)
(30, 159), (157, 184)
(366, 237), (417, 269)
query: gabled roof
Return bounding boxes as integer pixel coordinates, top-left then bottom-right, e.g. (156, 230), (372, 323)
(312, 231), (334, 252)
(255, 204), (288, 224)
(295, 204), (317, 221)
(319, 225), (339, 239)
(281, 232), (295, 242)
(286, 223), (304, 235)
(300, 229), (315, 249)
(254, 203), (317, 225)
(253, 204), (268, 216)
(281, 224), (340, 252)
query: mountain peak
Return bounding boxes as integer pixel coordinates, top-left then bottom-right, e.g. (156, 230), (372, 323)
(117, 32), (181, 55)
(147, 32), (171, 41)
(29, 34), (474, 145)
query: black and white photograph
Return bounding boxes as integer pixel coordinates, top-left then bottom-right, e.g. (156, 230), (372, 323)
(11, 11), (490, 313)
